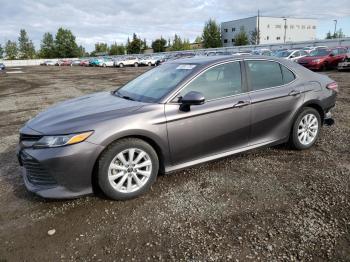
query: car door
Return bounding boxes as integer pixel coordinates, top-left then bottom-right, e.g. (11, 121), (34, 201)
(245, 59), (305, 145)
(164, 61), (251, 165)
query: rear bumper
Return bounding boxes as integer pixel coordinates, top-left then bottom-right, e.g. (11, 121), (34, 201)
(17, 141), (105, 199)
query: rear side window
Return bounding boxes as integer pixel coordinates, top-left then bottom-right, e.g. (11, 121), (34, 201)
(179, 62), (242, 101)
(246, 61), (283, 90)
(281, 65), (295, 84)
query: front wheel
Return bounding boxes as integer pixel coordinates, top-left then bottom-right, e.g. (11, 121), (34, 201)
(134, 62), (139, 67)
(290, 107), (321, 150)
(98, 138), (159, 200)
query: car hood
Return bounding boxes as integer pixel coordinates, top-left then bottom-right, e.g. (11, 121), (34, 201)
(26, 91), (146, 134)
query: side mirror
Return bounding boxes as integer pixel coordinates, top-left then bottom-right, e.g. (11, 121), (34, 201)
(179, 91), (205, 112)
(290, 55), (295, 58)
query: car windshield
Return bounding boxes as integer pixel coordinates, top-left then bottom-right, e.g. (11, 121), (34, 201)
(276, 51), (292, 57)
(115, 63), (197, 103)
(310, 49), (330, 56)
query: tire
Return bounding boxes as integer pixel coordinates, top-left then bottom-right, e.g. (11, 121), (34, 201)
(148, 62), (152, 66)
(119, 63), (124, 68)
(290, 107), (321, 150)
(103, 63), (106, 68)
(98, 138), (159, 200)
(134, 62), (139, 67)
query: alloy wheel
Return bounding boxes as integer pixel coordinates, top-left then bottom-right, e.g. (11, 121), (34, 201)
(297, 113), (319, 145)
(108, 148), (152, 193)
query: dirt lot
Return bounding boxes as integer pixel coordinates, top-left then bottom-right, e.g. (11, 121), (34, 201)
(0, 66), (349, 261)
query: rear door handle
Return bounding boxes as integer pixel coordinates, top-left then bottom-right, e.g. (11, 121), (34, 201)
(289, 90), (302, 96)
(233, 101), (250, 108)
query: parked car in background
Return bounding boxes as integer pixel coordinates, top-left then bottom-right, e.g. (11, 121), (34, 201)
(89, 58), (103, 67)
(252, 49), (272, 56)
(297, 47), (348, 70)
(114, 56), (139, 67)
(17, 55), (337, 200)
(0, 63), (6, 71)
(303, 46), (328, 54)
(206, 51), (232, 56)
(71, 60), (81, 66)
(56, 60), (73, 66)
(139, 56), (158, 66)
(100, 58), (115, 67)
(275, 49), (308, 61)
(80, 60), (90, 67)
(40, 60), (56, 66)
(232, 52), (252, 56)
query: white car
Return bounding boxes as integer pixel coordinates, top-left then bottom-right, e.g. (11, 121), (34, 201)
(139, 56), (158, 66)
(303, 46), (328, 54)
(275, 49), (308, 61)
(114, 57), (139, 67)
(100, 58), (114, 67)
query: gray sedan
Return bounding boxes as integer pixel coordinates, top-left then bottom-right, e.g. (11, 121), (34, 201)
(17, 56), (337, 200)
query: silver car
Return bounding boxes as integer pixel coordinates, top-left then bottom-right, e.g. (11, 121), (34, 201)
(17, 56), (337, 200)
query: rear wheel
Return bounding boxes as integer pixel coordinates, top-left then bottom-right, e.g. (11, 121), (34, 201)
(134, 62), (139, 67)
(98, 138), (159, 200)
(148, 62), (152, 66)
(119, 63), (124, 68)
(290, 107), (321, 150)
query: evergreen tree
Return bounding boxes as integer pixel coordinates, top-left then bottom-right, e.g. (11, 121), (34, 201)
(202, 19), (222, 48)
(127, 33), (142, 54)
(18, 29), (36, 59)
(0, 44), (4, 59)
(5, 40), (18, 60)
(151, 38), (167, 52)
(234, 27), (249, 46)
(39, 32), (55, 58)
(54, 28), (79, 58)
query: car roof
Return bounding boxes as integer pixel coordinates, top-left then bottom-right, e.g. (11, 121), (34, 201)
(167, 55), (279, 65)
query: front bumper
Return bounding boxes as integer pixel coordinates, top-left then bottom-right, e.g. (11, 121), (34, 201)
(17, 141), (105, 199)
(338, 61), (350, 70)
(298, 61), (322, 70)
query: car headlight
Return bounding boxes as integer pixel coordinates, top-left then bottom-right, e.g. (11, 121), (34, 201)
(34, 131), (93, 148)
(312, 59), (322, 63)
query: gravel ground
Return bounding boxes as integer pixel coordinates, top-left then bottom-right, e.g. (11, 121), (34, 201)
(0, 66), (349, 261)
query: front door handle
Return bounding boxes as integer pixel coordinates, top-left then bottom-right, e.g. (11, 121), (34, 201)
(233, 101), (250, 108)
(289, 90), (302, 96)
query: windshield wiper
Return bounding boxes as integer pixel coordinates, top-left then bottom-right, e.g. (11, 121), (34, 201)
(114, 90), (135, 101)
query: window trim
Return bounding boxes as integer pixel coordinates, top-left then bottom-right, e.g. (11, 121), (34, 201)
(243, 59), (298, 93)
(165, 60), (246, 104)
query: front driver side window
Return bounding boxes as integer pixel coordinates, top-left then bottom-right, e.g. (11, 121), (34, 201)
(178, 62), (242, 101)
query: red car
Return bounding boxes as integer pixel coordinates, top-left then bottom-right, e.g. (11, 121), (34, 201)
(57, 60), (73, 66)
(79, 60), (90, 66)
(297, 47), (348, 71)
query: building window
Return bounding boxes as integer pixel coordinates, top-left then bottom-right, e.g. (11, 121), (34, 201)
(231, 39), (234, 42)
(302, 25), (305, 29)
(290, 25), (294, 29)
(224, 39), (228, 43)
(312, 25), (316, 29)
(267, 24), (270, 28)
(232, 28), (236, 32)
(224, 29), (228, 32)
(267, 36), (269, 40)
(307, 25), (311, 29)
(276, 36), (281, 40)
(275, 25), (281, 29)
(296, 25), (300, 29)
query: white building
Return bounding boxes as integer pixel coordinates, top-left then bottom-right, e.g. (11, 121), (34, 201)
(221, 16), (317, 46)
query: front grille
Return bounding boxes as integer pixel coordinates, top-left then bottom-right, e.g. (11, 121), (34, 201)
(19, 133), (43, 142)
(20, 152), (57, 187)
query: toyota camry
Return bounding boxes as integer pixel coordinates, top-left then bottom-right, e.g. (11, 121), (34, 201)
(17, 55), (337, 200)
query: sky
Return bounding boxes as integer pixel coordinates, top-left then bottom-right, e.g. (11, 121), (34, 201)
(0, 0), (349, 52)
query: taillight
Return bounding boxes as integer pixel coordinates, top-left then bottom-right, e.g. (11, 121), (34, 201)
(326, 82), (339, 93)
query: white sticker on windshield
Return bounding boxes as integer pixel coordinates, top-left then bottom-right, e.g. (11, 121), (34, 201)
(176, 64), (196, 70)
